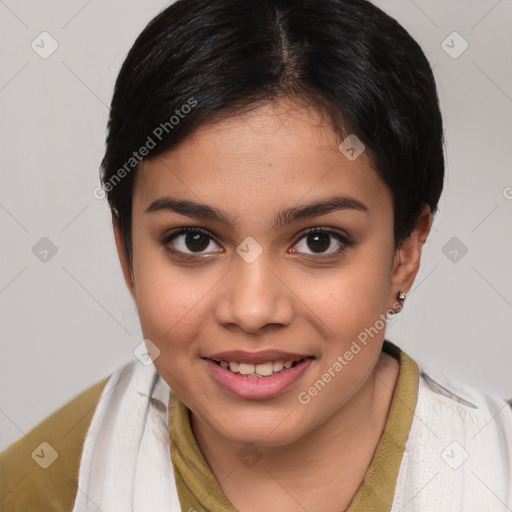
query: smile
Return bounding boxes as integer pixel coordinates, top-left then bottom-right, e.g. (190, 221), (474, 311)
(204, 355), (314, 399)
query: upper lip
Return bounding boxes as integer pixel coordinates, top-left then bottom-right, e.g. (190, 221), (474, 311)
(205, 350), (312, 364)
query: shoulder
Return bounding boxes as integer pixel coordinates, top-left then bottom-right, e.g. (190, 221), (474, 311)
(417, 369), (512, 425)
(0, 374), (110, 512)
(414, 368), (512, 448)
(394, 368), (512, 509)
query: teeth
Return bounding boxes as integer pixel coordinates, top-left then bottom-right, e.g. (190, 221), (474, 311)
(238, 363), (255, 375)
(273, 361), (284, 372)
(217, 358), (302, 377)
(255, 362), (274, 376)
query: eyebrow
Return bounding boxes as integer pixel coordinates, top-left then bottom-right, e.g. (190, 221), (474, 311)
(145, 195), (369, 231)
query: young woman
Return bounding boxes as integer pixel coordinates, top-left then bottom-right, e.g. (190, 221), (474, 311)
(1, 0), (511, 510)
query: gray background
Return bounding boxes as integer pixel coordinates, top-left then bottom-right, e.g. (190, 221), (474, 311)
(0, 0), (511, 452)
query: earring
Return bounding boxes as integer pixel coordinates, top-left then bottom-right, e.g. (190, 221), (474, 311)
(397, 291), (407, 302)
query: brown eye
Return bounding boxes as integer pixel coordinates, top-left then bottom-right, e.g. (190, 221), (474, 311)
(292, 228), (351, 257)
(305, 232), (331, 253)
(183, 232), (210, 252)
(163, 227), (222, 255)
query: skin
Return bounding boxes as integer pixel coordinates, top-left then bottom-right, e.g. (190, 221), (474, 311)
(113, 98), (431, 511)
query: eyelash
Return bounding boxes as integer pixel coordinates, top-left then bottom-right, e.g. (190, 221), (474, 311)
(161, 226), (353, 261)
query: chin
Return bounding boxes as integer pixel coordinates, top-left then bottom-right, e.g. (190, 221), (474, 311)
(212, 412), (310, 448)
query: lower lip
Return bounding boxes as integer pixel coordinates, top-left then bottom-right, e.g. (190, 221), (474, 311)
(205, 358), (313, 400)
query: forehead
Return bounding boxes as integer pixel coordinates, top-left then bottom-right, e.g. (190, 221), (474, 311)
(133, 100), (391, 222)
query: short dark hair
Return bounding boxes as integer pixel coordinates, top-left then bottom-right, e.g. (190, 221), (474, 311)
(101, 0), (444, 266)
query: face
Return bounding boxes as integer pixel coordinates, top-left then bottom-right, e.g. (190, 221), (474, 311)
(114, 98), (426, 447)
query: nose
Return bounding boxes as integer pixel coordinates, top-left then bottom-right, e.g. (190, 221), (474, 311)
(214, 254), (294, 334)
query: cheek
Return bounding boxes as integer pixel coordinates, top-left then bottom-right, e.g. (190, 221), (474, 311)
(296, 255), (392, 413)
(131, 249), (201, 354)
(300, 250), (393, 345)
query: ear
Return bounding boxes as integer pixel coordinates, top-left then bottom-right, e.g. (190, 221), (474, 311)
(112, 212), (136, 300)
(388, 204), (432, 311)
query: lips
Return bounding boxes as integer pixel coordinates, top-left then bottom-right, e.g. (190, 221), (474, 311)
(202, 349), (315, 399)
